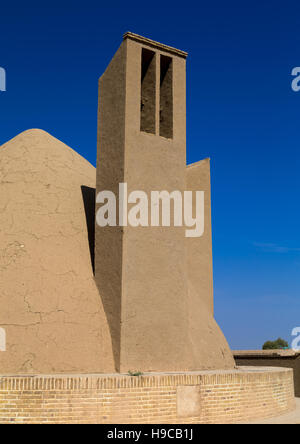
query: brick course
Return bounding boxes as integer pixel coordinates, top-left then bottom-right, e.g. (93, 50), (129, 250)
(0, 367), (295, 424)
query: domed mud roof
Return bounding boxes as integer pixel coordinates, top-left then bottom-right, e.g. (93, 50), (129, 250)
(0, 130), (114, 373)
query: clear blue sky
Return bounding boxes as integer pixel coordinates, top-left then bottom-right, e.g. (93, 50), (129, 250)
(1, 0), (300, 349)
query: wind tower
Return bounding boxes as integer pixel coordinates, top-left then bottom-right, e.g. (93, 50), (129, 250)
(95, 32), (234, 373)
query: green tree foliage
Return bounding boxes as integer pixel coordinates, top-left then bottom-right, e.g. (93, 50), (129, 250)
(262, 338), (289, 350)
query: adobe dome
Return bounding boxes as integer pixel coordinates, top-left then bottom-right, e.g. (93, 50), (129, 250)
(0, 130), (115, 373)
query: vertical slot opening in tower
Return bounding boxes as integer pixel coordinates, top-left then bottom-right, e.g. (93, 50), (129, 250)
(140, 48), (156, 134)
(160, 55), (173, 139)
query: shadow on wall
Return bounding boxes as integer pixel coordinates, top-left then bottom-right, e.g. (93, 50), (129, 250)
(81, 186), (95, 273)
(81, 184), (122, 371)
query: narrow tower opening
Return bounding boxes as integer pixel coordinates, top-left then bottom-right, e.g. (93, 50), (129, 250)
(160, 55), (173, 139)
(140, 48), (156, 134)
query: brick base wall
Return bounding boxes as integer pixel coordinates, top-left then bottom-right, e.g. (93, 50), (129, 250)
(0, 367), (295, 424)
(234, 350), (300, 397)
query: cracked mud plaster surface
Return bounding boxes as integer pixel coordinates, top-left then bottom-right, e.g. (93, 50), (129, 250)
(0, 129), (115, 373)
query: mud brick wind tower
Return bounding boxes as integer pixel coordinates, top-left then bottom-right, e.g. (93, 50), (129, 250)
(95, 32), (235, 373)
(0, 33), (295, 424)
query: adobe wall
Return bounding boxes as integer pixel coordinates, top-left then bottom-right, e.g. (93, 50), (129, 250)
(95, 34), (191, 373)
(186, 158), (214, 314)
(95, 33), (235, 373)
(234, 350), (300, 397)
(0, 368), (294, 424)
(0, 129), (115, 375)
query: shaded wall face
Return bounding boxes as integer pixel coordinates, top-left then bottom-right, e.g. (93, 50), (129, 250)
(95, 41), (127, 371)
(186, 159), (214, 314)
(235, 357), (300, 397)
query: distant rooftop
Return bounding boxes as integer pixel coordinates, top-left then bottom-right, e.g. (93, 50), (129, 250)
(123, 32), (188, 59)
(233, 349), (300, 358)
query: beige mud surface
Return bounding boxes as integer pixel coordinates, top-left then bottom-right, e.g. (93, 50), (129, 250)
(0, 129), (115, 373)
